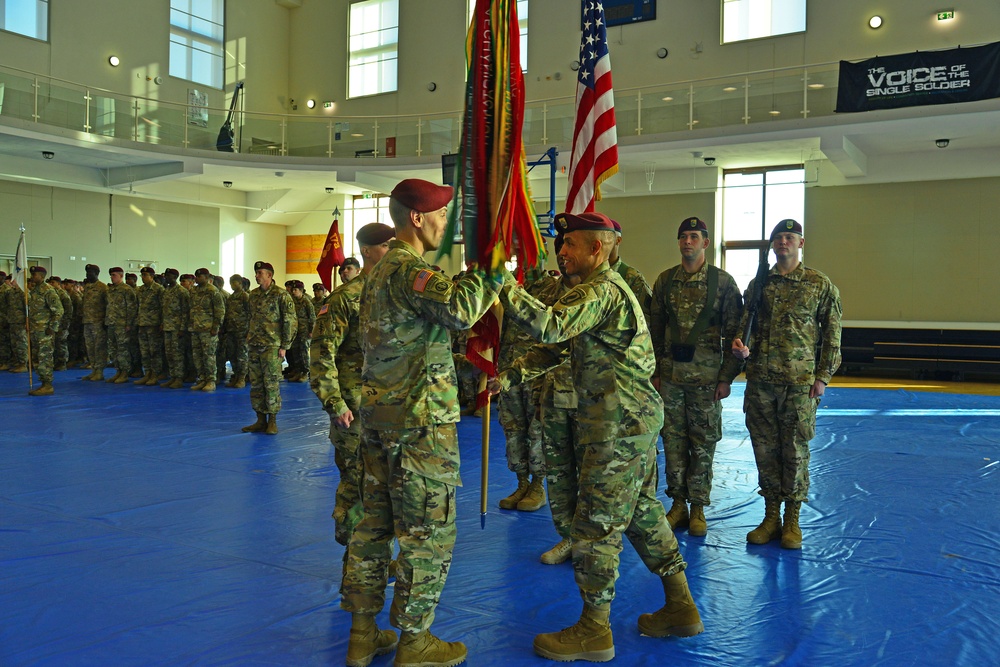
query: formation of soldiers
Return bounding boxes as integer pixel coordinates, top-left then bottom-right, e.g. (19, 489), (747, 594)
(301, 178), (842, 667)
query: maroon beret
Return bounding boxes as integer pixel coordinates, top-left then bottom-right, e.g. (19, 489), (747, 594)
(341, 257), (361, 269)
(391, 179), (454, 213)
(611, 219), (622, 236)
(30, 265), (47, 275)
(180, 273), (195, 281)
(253, 261), (274, 274)
(356, 222), (396, 245)
(140, 266), (156, 275)
(0, 271), (7, 279)
(164, 268), (180, 278)
(678, 216), (709, 238)
(312, 283), (325, 291)
(194, 267), (211, 277)
(770, 219), (803, 240)
(109, 267), (124, 275)
(554, 211), (616, 234)
(47, 275), (61, 282)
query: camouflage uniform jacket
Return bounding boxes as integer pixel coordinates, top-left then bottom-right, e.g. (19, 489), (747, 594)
(54, 286), (73, 330)
(70, 291), (84, 325)
(3, 282), (23, 324)
(28, 282), (64, 331)
(650, 261), (744, 386)
(310, 274), (364, 417)
(105, 283), (137, 327)
(612, 258), (653, 324)
(136, 281), (165, 327)
(359, 239), (500, 440)
(312, 294), (326, 309)
(740, 262), (843, 386)
(189, 283), (226, 333)
(81, 280), (108, 325)
(247, 283), (296, 349)
(530, 275), (578, 409)
(498, 262), (663, 444)
(293, 294), (316, 336)
(0, 282), (9, 321)
(161, 284), (191, 332)
(224, 290), (251, 333)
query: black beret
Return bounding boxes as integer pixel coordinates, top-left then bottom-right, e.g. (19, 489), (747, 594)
(194, 267), (211, 277)
(678, 217), (709, 238)
(356, 222), (395, 246)
(770, 219), (803, 240)
(341, 257), (361, 269)
(164, 268), (180, 278)
(85, 264), (100, 272)
(253, 261), (274, 274)
(140, 266), (156, 275)
(390, 179), (453, 212)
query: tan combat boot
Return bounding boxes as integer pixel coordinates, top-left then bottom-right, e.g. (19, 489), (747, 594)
(534, 603), (614, 662)
(28, 381), (54, 396)
(163, 378), (184, 389)
(637, 571), (704, 638)
(394, 629), (467, 667)
(517, 475), (546, 511)
(242, 413), (268, 433)
(88, 369), (105, 381)
(201, 381), (216, 392)
(232, 378), (246, 389)
(665, 498), (689, 531)
(540, 537), (572, 565)
(8, 364), (27, 373)
(113, 372), (129, 384)
(191, 379), (207, 391)
(688, 504), (708, 537)
(498, 473), (530, 510)
(781, 501), (802, 550)
(746, 498), (783, 545)
(133, 371), (154, 385)
(345, 613), (397, 667)
(264, 414), (278, 435)
(105, 370), (120, 383)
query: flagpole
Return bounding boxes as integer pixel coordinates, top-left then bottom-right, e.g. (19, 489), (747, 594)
(479, 372), (490, 529)
(24, 283), (33, 390)
(16, 224), (33, 390)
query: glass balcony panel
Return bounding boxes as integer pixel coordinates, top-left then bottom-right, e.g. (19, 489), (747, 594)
(0, 71), (38, 122)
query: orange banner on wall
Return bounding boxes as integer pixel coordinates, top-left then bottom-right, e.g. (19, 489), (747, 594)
(285, 234), (327, 274)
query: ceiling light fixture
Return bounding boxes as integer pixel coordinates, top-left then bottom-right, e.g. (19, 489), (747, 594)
(108, 55), (120, 67)
(306, 99), (316, 109)
(935, 138), (950, 148)
(662, 96), (674, 102)
(869, 15), (883, 29)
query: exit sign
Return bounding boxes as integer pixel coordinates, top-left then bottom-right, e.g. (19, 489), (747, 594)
(936, 10), (955, 20)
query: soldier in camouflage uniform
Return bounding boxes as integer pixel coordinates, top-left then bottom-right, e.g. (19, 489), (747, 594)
(46, 276), (73, 371)
(125, 275), (142, 375)
(489, 212), (703, 662)
(5, 277), (28, 373)
(609, 218), (653, 323)
(179, 274), (197, 381)
(340, 180), (500, 667)
(159, 268), (190, 389)
(311, 222), (394, 549)
(650, 217), (744, 537)
(733, 219), (842, 550)
(81, 264), (109, 381)
(312, 282), (329, 309)
(287, 280), (315, 383)
(0, 272), (11, 370)
(65, 279), (85, 367)
(105, 267), (138, 384)
(134, 266), (165, 385)
(213, 275), (229, 383)
(223, 274), (251, 388)
(242, 261), (296, 435)
(27, 266), (64, 395)
(188, 268), (226, 392)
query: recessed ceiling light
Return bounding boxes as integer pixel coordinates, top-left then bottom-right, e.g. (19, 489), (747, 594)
(769, 110), (782, 116)
(662, 96), (673, 102)
(869, 15), (883, 29)
(723, 86), (737, 92)
(807, 83), (825, 89)
(350, 133), (364, 137)
(108, 56), (120, 67)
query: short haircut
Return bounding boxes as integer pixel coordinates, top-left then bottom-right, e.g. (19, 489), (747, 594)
(388, 197), (413, 229)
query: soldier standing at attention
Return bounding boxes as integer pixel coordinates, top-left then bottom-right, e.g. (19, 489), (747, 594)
(159, 268), (190, 389)
(26, 266), (64, 396)
(179, 273), (197, 381)
(66, 279), (85, 367)
(489, 211), (703, 662)
(0, 271), (10, 370)
(650, 217), (744, 537)
(242, 261), (296, 435)
(134, 266), (165, 386)
(339, 257), (361, 284)
(312, 282), (329, 309)
(81, 264), (109, 381)
(125, 273), (142, 375)
(5, 276), (28, 374)
(287, 280), (315, 382)
(311, 222), (394, 548)
(46, 276), (73, 372)
(188, 268), (226, 392)
(609, 219), (653, 323)
(732, 219), (842, 550)
(340, 179), (500, 667)
(223, 274), (251, 388)
(213, 274), (230, 384)
(105, 267), (138, 384)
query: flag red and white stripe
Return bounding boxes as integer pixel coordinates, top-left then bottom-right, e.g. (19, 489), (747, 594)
(565, 1), (618, 214)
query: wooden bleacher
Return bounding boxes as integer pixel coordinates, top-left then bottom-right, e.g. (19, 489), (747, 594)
(840, 327), (1000, 380)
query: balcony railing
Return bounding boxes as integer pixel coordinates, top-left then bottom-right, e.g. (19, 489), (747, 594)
(0, 61), (843, 159)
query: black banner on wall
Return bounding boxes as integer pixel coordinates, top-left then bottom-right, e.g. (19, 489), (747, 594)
(836, 42), (1000, 113)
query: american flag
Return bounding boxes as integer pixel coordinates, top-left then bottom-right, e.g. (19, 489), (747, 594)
(565, 1), (618, 214)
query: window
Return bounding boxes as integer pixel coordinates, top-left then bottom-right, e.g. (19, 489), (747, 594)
(467, 0), (528, 72)
(722, 0), (805, 44)
(720, 166), (804, 292)
(345, 195), (392, 258)
(170, 0), (224, 89)
(1, 0), (48, 40)
(349, 0), (398, 98)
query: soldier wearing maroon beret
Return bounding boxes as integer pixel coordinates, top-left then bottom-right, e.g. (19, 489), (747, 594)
(604, 215), (653, 323)
(46, 275), (74, 371)
(340, 179), (501, 666)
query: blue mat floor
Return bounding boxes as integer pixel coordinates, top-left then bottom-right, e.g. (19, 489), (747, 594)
(2, 369), (999, 666)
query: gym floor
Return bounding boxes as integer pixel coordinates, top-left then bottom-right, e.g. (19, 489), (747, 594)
(2, 369), (998, 666)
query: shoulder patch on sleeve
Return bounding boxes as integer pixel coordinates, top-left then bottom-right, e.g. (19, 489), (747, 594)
(557, 284), (597, 308)
(318, 304), (328, 316)
(413, 269), (432, 292)
(412, 268), (453, 302)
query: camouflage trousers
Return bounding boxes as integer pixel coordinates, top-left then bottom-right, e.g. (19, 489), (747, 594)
(0, 321), (10, 365)
(107, 325), (132, 373)
(288, 333), (310, 375)
(329, 409), (364, 547)
(68, 322), (84, 363)
(137, 326), (165, 377)
(659, 382), (722, 506)
(8, 322), (28, 367)
(128, 329), (141, 373)
(564, 431), (686, 608)
(190, 332), (219, 383)
(29, 329), (55, 383)
(248, 346), (283, 414)
(498, 382), (544, 476)
(341, 425), (458, 633)
(744, 380), (818, 503)
(539, 404), (578, 538)
(163, 331), (186, 380)
(53, 327), (69, 368)
(83, 323), (107, 371)
(222, 330), (249, 380)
